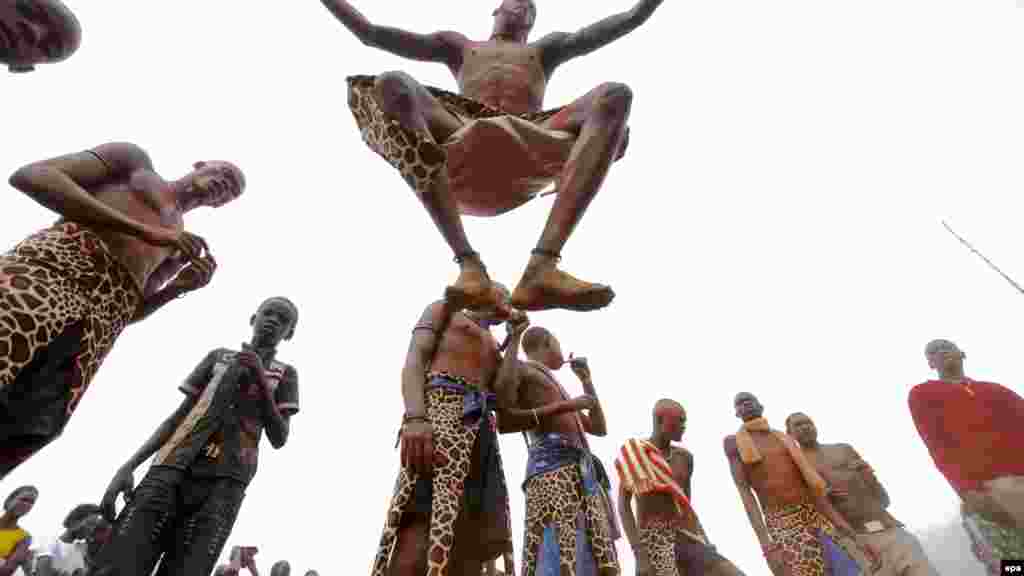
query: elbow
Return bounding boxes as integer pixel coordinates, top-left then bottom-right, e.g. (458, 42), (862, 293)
(8, 165), (40, 193)
(358, 24), (379, 47)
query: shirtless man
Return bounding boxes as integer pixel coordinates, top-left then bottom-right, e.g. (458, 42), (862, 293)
(786, 412), (938, 576)
(724, 393), (872, 576)
(496, 326), (619, 576)
(617, 399), (745, 576)
(371, 289), (522, 576)
(909, 339), (1024, 566)
(1, 142), (244, 478)
(0, 0), (80, 72)
(321, 0), (665, 313)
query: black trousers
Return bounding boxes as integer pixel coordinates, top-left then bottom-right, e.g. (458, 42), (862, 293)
(90, 466), (246, 576)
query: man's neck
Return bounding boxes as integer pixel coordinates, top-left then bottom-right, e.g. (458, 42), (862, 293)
(938, 370), (968, 383)
(650, 433), (671, 451)
(490, 30), (527, 43)
(247, 341), (278, 363)
(799, 440), (819, 451)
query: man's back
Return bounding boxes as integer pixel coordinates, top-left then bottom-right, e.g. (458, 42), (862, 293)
(813, 443), (893, 527)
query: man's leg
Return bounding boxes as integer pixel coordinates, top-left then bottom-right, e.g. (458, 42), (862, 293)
(511, 83), (632, 312)
(370, 71), (505, 313)
(386, 517), (429, 576)
(89, 468), (182, 576)
(157, 477), (246, 576)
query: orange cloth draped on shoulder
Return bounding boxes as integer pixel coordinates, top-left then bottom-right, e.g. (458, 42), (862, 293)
(735, 417), (827, 498)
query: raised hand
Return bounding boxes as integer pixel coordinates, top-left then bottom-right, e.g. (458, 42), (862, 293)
(567, 353), (591, 381)
(168, 252), (217, 294)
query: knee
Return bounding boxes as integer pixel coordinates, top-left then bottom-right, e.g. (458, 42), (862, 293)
(591, 82), (633, 124)
(375, 71), (419, 115)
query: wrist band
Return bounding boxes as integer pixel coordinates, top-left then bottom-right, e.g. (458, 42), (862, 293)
(403, 413), (427, 424)
(532, 408), (539, 426)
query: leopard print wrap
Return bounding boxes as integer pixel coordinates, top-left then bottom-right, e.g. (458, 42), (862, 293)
(0, 222), (139, 416)
(521, 463), (619, 576)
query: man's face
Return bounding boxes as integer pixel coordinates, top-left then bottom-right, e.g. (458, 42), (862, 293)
(786, 413), (817, 446)
(926, 340), (963, 373)
(252, 301), (295, 343)
(656, 404), (686, 441)
(6, 489), (36, 517)
(734, 392), (762, 420)
(493, 0), (536, 33)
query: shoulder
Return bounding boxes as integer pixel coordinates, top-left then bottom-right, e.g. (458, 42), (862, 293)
(271, 360), (297, 380)
(436, 30), (469, 46)
(90, 142), (154, 172)
(535, 31), (571, 48)
(723, 435), (738, 454)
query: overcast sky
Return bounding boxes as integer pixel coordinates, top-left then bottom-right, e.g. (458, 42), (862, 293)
(2, 1), (1022, 575)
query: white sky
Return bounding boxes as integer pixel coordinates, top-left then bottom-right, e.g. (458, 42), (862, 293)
(2, 1), (1022, 575)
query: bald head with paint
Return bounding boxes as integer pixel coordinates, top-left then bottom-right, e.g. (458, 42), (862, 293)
(652, 399), (686, 443)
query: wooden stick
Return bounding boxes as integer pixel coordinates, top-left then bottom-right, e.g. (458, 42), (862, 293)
(942, 220), (1024, 296)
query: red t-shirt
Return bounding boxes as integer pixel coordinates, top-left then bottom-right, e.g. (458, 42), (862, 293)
(908, 379), (1024, 494)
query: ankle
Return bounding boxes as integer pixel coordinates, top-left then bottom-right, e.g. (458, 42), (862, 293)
(454, 251), (484, 269)
(527, 248), (560, 269)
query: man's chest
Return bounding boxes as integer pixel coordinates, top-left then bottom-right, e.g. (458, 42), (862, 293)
(210, 353), (286, 406)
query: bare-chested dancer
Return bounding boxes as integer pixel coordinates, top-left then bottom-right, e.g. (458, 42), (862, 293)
(0, 142), (244, 478)
(724, 393), (875, 576)
(372, 289), (522, 576)
(616, 399), (745, 576)
(320, 0), (665, 313)
(0, 0), (80, 72)
(495, 326), (619, 576)
(786, 412), (938, 576)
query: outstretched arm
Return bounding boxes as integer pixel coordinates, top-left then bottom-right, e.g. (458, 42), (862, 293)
(8, 142), (162, 239)
(538, 0), (666, 74)
(319, 0), (466, 69)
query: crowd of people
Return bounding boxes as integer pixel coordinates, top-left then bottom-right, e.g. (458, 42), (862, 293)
(2, 0), (1023, 575)
(0, 490), (318, 576)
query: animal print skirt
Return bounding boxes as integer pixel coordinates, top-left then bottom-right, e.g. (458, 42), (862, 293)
(763, 502), (863, 576)
(371, 377), (513, 576)
(521, 459), (619, 576)
(0, 222), (139, 477)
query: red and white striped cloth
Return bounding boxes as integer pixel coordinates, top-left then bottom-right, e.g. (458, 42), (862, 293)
(615, 438), (693, 516)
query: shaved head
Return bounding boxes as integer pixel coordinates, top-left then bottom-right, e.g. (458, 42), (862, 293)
(653, 398), (684, 417)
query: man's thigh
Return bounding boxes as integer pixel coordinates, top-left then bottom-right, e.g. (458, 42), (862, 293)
(157, 477), (246, 576)
(92, 468), (183, 576)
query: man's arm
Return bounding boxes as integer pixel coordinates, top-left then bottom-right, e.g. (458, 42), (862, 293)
(843, 444), (890, 509)
(8, 142), (163, 239)
(683, 450), (694, 499)
(260, 366), (298, 449)
(617, 486), (645, 561)
(120, 351), (215, 469)
(496, 366), (586, 433)
(402, 301), (452, 418)
(908, 386), (969, 494)
(538, 0), (665, 75)
(494, 316), (527, 411)
(725, 436), (773, 551)
(576, 369), (607, 437)
(0, 539), (31, 576)
(319, 1), (465, 69)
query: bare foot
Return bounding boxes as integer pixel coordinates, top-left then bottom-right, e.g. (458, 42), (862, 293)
(510, 262), (614, 312)
(445, 263), (507, 314)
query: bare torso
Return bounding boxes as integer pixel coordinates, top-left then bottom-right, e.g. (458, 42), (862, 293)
(429, 312), (502, 391)
(76, 170), (183, 296)
(519, 364), (580, 438)
(637, 445), (693, 526)
(455, 40), (548, 115)
(734, 432), (813, 511)
(806, 444), (898, 529)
